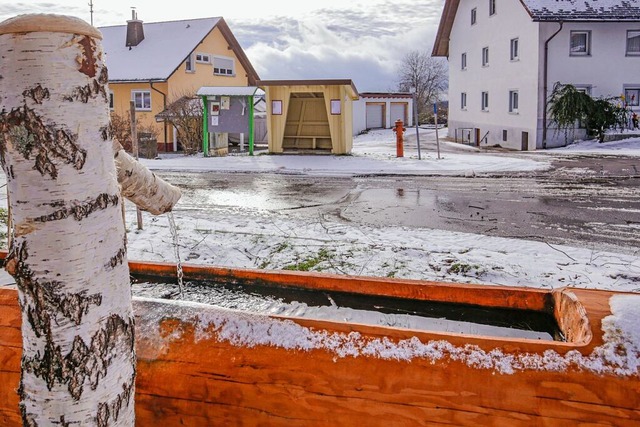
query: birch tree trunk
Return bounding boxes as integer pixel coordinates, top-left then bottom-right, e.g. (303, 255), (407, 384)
(0, 15), (135, 426)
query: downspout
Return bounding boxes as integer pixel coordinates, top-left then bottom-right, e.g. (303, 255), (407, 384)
(542, 21), (563, 149)
(149, 80), (168, 152)
(201, 95), (210, 156)
(249, 87), (257, 156)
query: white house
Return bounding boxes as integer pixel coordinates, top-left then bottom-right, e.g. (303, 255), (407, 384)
(432, 0), (640, 150)
(352, 92), (414, 135)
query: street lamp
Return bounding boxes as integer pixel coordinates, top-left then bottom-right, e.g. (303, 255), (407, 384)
(410, 86), (422, 160)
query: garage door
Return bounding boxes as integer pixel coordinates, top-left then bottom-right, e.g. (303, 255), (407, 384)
(366, 103), (384, 129)
(390, 103), (407, 125)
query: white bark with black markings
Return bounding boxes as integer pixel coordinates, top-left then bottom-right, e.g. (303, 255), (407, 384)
(0, 15), (135, 426)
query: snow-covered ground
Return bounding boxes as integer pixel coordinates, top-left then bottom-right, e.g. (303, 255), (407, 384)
(2, 128), (639, 370)
(126, 129), (640, 293)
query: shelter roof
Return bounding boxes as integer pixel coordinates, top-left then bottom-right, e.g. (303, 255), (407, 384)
(257, 79), (359, 99)
(196, 86), (262, 96)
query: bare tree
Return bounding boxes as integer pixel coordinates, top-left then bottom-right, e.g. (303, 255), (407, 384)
(396, 51), (448, 122)
(161, 92), (204, 155)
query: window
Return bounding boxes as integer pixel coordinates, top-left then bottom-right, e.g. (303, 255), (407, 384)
(185, 53), (194, 72)
(627, 30), (640, 55)
(471, 8), (477, 25)
(132, 90), (151, 111)
(195, 53), (210, 63)
(510, 38), (519, 60)
(213, 56), (235, 76)
(109, 92), (114, 110)
(489, 0), (496, 16)
(570, 31), (591, 56)
(625, 88), (640, 106)
(461, 52), (467, 70)
(482, 47), (489, 66)
(502, 130), (508, 141)
(575, 85), (592, 96)
(461, 92), (467, 110)
(481, 91), (489, 111)
(509, 90), (519, 113)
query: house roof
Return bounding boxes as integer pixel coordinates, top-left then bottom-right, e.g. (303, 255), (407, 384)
(99, 16), (259, 85)
(522, 0), (640, 21)
(432, 0), (640, 57)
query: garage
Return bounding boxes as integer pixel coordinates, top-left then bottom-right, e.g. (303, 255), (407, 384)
(366, 103), (385, 129)
(258, 79), (359, 154)
(390, 102), (408, 124)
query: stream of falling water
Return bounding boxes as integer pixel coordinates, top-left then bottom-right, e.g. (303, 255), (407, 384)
(167, 212), (184, 296)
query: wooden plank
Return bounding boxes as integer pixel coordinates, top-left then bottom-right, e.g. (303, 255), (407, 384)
(0, 268), (638, 426)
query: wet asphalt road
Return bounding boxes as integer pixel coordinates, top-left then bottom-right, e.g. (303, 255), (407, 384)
(156, 152), (640, 256)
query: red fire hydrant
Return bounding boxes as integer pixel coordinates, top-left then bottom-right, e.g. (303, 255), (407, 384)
(392, 119), (406, 158)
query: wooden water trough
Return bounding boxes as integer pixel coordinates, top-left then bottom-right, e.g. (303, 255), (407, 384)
(0, 257), (639, 426)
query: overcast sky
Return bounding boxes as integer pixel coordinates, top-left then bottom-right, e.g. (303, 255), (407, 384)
(0, 1), (445, 92)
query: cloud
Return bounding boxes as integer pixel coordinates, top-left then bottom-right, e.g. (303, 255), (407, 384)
(2, 1), (446, 93)
(231, 3), (443, 92)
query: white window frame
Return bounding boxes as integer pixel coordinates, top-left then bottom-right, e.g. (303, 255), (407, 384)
(131, 90), (151, 111)
(471, 8), (477, 25)
(510, 38), (519, 61)
(461, 92), (467, 110)
(626, 30), (640, 56)
(213, 55), (235, 76)
(185, 53), (195, 72)
(481, 91), (489, 111)
(624, 87), (640, 106)
(482, 46), (489, 66)
(109, 91), (114, 110)
(575, 85), (592, 96)
(489, 0), (496, 16)
(509, 90), (519, 113)
(195, 52), (211, 63)
(570, 31), (591, 56)
(461, 52), (467, 70)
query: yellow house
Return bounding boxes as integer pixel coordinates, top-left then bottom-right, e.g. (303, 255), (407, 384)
(99, 12), (259, 152)
(258, 80), (359, 155)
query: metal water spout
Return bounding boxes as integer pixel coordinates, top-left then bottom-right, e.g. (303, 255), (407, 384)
(0, 13), (179, 425)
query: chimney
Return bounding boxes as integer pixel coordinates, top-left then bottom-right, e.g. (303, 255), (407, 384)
(126, 9), (144, 48)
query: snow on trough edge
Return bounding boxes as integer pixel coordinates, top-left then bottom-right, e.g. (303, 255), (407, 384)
(134, 294), (640, 377)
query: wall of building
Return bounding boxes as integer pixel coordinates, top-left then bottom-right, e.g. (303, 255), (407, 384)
(109, 81), (172, 149)
(446, 0), (540, 150)
(168, 27), (250, 98)
(109, 25), (251, 151)
(539, 21), (640, 148)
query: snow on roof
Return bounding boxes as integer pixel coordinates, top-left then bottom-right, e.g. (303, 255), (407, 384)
(99, 17), (221, 81)
(522, 0), (640, 21)
(196, 86), (263, 97)
(359, 92), (413, 100)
